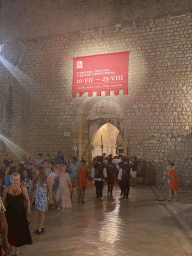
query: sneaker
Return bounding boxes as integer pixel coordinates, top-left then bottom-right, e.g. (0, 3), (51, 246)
(57, 206), (60, 211)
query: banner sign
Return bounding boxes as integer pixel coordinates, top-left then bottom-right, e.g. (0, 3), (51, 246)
(72, 51), (129, 97)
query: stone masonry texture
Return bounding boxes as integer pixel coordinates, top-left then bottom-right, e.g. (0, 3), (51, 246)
(0, 0), (191, 186)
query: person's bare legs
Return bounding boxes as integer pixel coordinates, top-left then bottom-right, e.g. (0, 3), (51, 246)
(173, 190), (178, 202)
(60, 199), (65, 213)
(14, 246), (19, 255)
(166, 189), (172, 201)
(38, 210), (45, 232)
(70, 180), (74, 200)
(60, 206), (66, 213)
(77, 187), (82, 203)
(71, 177), (77, 201)
(56, 198), (61, 210)
(71, 188), (73, 200)
(81, 188), (86, 203)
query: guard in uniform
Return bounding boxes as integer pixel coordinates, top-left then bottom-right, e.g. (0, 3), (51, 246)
(91, 156), (106, 198)
(106, 157), (118, 195)
(118, 157), (132, 198)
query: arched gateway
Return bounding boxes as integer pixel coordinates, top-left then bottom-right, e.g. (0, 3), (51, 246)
(76, 96), (127, 161)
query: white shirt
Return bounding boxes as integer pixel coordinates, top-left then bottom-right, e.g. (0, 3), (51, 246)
(91, 167), (107, 181)
(112, 158), (121, 165)
(118, 163), (129, 180)
(118, 168), (123, 180)
(112, 158), (121, 170)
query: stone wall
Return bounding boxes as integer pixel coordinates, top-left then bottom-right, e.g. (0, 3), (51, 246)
(0, 3), (191, 185)
(1, 0), (192, 41)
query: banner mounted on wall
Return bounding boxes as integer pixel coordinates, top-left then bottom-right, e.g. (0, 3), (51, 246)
(72, 51), (129, 97)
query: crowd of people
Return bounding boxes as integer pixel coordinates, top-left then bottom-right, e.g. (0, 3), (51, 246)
(0, 151), (180, 255)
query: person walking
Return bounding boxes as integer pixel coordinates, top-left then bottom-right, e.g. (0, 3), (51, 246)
(55, 166), (72, 212)
(0, 196), (12, 256)
(167, 162), (180, 202)
(2, 172), (32, 255)
(3, 154), (10, 169)
(34, 153), (44, 167)
(106, 157), (118, 196)
(68, 157), (81, 200)
(118, 156), (125, 196)
(55, 151), (64, 164)
(76, 160), (89, 203)
(131, 157), (137, 186)
(161, 160), (171, 196)
(34, 167), (53, 235)
(20, 170), (33, 205)
(0, 164), (5, 196)
(118, 157), (132, 199)
(91, 156), (106, 198)
(49, 166), (60, 205)
(44, 158), (53, 177)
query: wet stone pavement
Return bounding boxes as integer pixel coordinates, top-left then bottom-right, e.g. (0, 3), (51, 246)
(19, 184), (192, 256)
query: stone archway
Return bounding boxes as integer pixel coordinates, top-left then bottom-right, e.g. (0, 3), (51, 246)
(75, 96), (127, 161)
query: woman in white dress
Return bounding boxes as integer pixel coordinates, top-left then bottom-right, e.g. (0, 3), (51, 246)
(56, 166), (72, 213)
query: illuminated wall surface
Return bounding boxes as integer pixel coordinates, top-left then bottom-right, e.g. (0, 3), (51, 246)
(0, 0), (192, 185)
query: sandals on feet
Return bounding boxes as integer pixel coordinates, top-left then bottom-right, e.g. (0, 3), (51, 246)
(33, 229), (42, 235)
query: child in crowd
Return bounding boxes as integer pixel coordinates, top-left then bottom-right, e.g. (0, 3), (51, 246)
(49, 166), (60, 205)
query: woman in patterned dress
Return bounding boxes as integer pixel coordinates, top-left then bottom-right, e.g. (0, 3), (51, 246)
(56, 166), (72, 213)
(21, 170), (33, 205)
(33, 167), (53, 234)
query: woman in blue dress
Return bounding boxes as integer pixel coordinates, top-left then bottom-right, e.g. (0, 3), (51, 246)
(34, 167), (53, 235)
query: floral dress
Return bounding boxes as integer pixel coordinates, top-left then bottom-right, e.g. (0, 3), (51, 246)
(56, 173), (72, 208)
(23, 178), (33, 203)
(35, 182), (49, 211)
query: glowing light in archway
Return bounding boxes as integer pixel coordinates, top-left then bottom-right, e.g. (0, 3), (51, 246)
(91, 123), (120, 158)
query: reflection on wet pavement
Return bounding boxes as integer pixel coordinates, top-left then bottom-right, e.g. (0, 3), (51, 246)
(21, 184), (191, 255)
